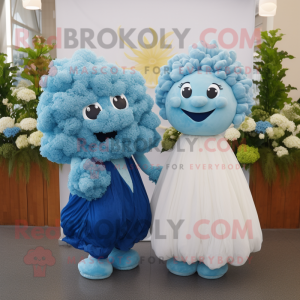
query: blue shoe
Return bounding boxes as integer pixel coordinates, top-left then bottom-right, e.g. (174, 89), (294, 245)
(197, 263), (228, 279)
(108, 248), (140, 270)
(78, 255), (113, 280)
(166, 258), (198, 276)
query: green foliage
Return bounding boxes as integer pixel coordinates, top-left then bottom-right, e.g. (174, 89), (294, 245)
(251, 105), (279, 122)
(18, 35), (55, 97)
(0, 53), (18, 117)
(258, 147), (300, 185)
(0, 143), (17, 159)
(253, 29), (297, 114)
(257, 147), (277, 183)
(0, 146), (49, 183)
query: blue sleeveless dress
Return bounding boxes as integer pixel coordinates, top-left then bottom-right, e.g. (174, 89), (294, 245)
(61, 157), (151, 259)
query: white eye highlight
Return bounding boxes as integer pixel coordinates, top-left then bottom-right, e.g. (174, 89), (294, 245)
(207, 83), (222, 99)
(82, 103), (102, 120)
(180, 82), (192, 98)
(109, 94), (129, 110)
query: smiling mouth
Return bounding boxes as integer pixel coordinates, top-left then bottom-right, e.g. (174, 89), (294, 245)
(94, 131), (117, 143)
(181, 109), (215, 122)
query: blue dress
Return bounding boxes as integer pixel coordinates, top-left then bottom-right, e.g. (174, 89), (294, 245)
(61, 157), (151, 259)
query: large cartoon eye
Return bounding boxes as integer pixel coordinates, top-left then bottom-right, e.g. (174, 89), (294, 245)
(207, 83), (221, 99)
(180, 82), (192, 98)
(82, 103), (102, 120)
(110, 94), (128, 110)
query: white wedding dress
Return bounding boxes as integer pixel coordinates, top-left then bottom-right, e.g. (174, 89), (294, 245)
(151, 134), (262, 270)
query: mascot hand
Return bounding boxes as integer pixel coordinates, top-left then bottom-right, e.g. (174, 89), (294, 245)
(68, 158), (111, 201)
(149, 166), (163, 184)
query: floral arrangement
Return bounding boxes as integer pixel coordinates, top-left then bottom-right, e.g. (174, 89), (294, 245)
(0, 36), (54, 182)
(224, 102), (300, 183)
(0, 80), (48, 181)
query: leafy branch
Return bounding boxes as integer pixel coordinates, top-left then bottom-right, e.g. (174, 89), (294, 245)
(0, 53), (19, 118)
(253, 29), (297, 115)
(18, 35), (55, 97)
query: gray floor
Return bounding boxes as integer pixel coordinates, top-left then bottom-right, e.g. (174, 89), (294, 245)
(0, 227), (300, 300)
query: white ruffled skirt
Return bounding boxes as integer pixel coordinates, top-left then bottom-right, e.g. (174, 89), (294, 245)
(151, 134), (262, 269)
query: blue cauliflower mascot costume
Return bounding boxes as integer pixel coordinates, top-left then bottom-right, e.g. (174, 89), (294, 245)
(151, 40), (263, 279)
(37, 49), (162, 280)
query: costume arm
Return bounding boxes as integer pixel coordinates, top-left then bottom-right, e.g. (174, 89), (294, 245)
(133, 153), (162, 184)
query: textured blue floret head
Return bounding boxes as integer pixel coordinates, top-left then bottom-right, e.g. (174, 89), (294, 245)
(255, 121), (273, 134)
(3, 127), (21, 138)
(37, 49), (161, 164)
(155, 40), (254, 135)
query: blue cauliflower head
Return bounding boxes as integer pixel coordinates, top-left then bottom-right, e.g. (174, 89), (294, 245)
(37, 49), (161, 164)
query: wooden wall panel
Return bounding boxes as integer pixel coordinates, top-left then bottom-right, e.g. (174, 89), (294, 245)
(47, 162), (60, 227)
(0, 162), (60, 226)
(250, 162), (300, 229)
(269, 173), (286, 228)
(0, 163), (10, 224)
(284, 171), (300, 228)
(27, 164), (45, 226)
(250, 163), (271, 229)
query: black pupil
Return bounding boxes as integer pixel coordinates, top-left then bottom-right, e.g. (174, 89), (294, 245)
(181, 86), (192, 98)
(86, 104), (101, 120)
(113, 95), (127, 109)
(207, 87), (218, 99)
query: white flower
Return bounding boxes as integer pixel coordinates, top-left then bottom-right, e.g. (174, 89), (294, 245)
(287, 121), (296, 132)
(274, 146), (289, 157)
(280, 103), (300, 121)
(239, 117), (256, 132)
(266, 127), (274, 138)
(16, 88), (36, 102)
(225, 128), (241, 141)
(11, 86), (25, 97)
(2, 98), (9, 105)
(272, 141), (278, 147)
(20, 118), (37, 131)
(28, 131), (43, 146)
(283, 135), (300, 149)
(259, 133), (265, 139)
(0, 117), (15, 133)
(16, 134), (29, 149)
(266, 127), (285, 140)
(17, 80), (31, 88)
(292, 124), (300, 136)
(270, 114), (295, 132)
